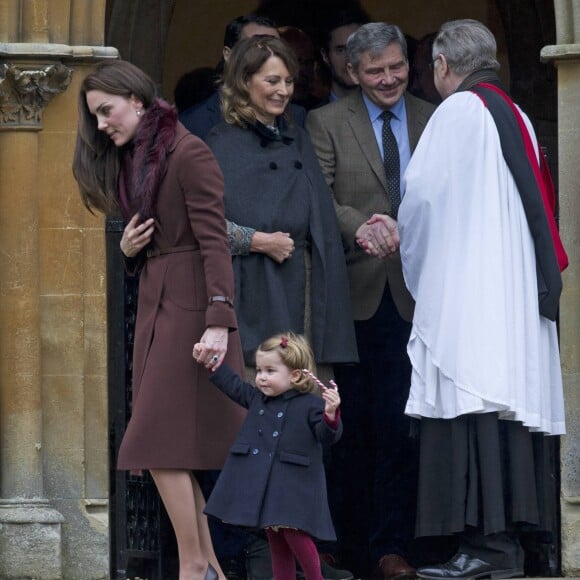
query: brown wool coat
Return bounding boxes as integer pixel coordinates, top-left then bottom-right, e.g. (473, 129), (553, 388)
(117, 123), (246, 471)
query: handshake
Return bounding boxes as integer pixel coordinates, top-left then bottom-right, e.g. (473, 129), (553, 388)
(356, 214), (400, 259)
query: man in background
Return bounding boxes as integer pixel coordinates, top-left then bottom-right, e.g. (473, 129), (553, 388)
(179, 13), (306, 140)
(279, 25), (321, 109)
(318, 7), (369, 102)
(408, 32), (441, 104)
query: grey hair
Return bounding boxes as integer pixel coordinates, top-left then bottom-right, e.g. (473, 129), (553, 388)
(433, 19), (500, 74)
(347, 22), (407, 71)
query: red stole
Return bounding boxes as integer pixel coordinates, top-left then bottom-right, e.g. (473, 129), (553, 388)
(476, 82), (568, 272)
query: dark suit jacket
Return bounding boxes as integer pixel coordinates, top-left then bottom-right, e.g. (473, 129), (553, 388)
(305, 90), (435, 321)
(180, 91), (308, 141)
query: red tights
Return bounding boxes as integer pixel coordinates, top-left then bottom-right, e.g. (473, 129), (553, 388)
(265, 527), (323, 580)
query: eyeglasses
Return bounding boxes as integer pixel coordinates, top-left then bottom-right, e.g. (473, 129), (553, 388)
(428, 56), (440, 71)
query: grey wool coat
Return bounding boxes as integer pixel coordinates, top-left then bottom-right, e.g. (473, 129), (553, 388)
(206, 119), (358, 366)
(204, 364), (342, 541)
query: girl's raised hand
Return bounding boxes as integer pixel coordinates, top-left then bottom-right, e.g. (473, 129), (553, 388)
(321, 386), (341, 421)
(302, 369), (340, 421)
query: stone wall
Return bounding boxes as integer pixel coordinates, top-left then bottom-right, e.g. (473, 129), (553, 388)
(0, 1), (113, 577)
(541, 1), (580, 576)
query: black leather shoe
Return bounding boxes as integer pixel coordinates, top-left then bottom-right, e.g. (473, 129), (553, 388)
(416, 553), (523, 579)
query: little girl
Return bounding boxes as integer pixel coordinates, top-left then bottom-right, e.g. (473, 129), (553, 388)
(193, 332), (341, 580)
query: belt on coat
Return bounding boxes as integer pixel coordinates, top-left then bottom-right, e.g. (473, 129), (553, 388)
(146, 244), (198, 259)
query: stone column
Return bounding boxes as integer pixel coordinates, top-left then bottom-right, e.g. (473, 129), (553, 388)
(542, 0), (580, 575)
(0, 125), (65, 580)
(0, 46), (116, 580)
(0, 1), (115, 577)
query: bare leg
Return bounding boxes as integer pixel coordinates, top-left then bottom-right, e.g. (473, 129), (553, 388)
(150, 468), (225, 580)
(190, 473), (224, 578)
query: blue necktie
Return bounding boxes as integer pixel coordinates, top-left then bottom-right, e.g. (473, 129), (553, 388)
(381, 110), (401, 218)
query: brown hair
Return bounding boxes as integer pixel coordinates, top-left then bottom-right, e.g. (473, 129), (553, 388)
(220, 35), (298, 127)
(257, 332), (317, 394)
(72, 60), (157, 215)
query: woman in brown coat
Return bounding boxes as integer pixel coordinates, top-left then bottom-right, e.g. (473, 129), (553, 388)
(72, 60), (245, 580)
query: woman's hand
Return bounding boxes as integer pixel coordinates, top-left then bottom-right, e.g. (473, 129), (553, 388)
(192, 326), (229, 370)
(120, 213), (155, 258)
(250, 231), (294, 263)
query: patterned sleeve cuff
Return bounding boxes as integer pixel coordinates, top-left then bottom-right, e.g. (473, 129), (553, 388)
(226, 220), (256, 256)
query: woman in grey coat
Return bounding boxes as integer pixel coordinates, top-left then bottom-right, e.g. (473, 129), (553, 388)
(205, 35), (358, 371)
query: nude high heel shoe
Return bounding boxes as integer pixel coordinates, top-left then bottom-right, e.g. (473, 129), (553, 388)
(205, 563), (218, 580)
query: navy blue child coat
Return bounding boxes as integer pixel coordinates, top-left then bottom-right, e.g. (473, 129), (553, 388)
(204, 364), (342, 541)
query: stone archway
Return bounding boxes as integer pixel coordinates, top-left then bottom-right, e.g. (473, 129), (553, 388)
(0, 0), (577, 577)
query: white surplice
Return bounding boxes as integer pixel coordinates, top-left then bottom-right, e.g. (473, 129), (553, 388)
(399, 91), (565, 435)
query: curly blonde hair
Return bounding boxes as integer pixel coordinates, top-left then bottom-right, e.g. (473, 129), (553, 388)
(220, 35), (298, 127)
(257, 332), (317, 394)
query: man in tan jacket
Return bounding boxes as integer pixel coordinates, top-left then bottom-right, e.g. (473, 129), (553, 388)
(306, 22), (435, 580)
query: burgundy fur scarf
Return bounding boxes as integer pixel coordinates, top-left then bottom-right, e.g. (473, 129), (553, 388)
(122, 98), (178, 221)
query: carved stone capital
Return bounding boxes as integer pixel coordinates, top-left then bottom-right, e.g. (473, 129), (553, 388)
(0, 62), (72, 130)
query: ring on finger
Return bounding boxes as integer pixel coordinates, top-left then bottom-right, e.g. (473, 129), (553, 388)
(210, 355), (219, 364)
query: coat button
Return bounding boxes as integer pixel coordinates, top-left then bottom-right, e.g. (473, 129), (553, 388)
(252, 448), (259, 455)
(269, 161), (278, 170)
(294, 160), (303, 169)
(259, 409), (265, 415)
(258, 429), (263, 436)
(277, 412), (284, 418)
(272, 431), (279, 437)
